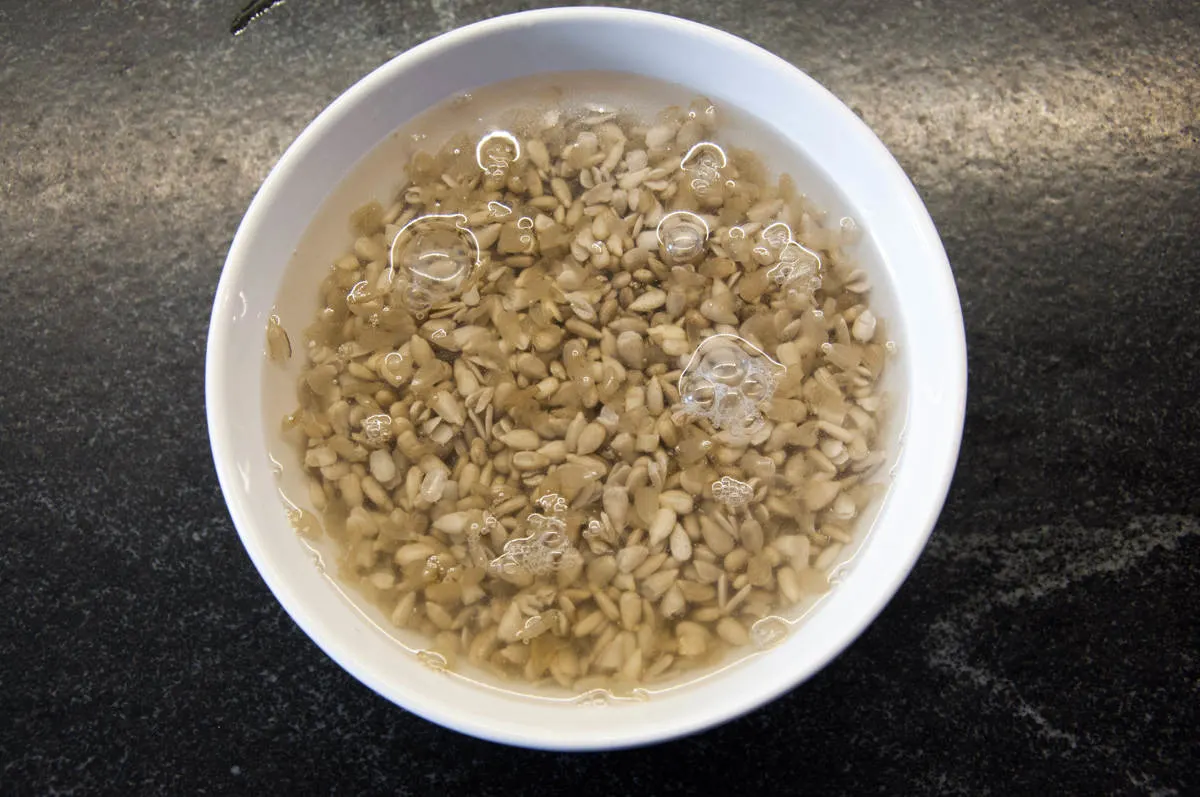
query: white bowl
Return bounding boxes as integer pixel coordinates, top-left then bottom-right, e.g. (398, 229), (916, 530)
(206, 7), (966, 750)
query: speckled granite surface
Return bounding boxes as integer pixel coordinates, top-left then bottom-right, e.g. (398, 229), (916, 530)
(2, 0), (1198, 793)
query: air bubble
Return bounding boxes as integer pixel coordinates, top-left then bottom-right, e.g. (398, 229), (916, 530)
(466, 512), (498, 544)
(574, 689), (614, 706)
(679, 141), (727, 198)
(677, 334), (786, 440)
(416, 650), (448, 671)
(536, 493), (569, 515)
(346, 280), (375, 305)
(388, 214), (481, 317)
(839, 216), (860, 243)
(286, 507), (322, 540)
(465, 513), (499, 566)
(511, 216), (535, 251)
(571, 687), (649, 705)
(362, 414), (392, 447)
(750, 616), (789, 650)
(488, 200), (513, 219)
(768, 242), (822, 288)
(711, 475), (753, 508)
(757, 224), (823, 292)
(423, 555), (445, 582)
(761, 222), (792, 250)
(475, 130), (521, 180)
(489, 499), (581, 578)
(680, 142), (728, 171)
(381, 351), (407, 380)
(656, 210), (710, 263)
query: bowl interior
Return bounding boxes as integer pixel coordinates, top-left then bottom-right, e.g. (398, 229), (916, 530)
(263, 67), (905, 699)
(207, 8), (965, 750)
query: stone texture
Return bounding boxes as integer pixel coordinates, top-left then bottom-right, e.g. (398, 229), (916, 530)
(1, 0), (1197, 793)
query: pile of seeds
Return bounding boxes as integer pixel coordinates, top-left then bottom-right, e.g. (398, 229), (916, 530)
(279, 98), (890, 690)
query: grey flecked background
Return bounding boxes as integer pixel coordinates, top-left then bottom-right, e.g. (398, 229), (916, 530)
(2, 0), (1198, 794)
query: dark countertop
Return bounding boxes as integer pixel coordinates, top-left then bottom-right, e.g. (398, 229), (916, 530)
(2, 0), (1197, 793)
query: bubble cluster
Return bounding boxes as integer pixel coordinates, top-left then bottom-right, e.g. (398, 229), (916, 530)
(361, 413), (392, 447)
(760, 221), (790, 250)
(770, 242), (822, 289)
(422, 553), (447, 582)
(711, 475), (754, 508)
(535, 493), (569, 515)
(750, 616), (790, 650)
(388, 214), (482, 317)
(475, 130), (521, 181)
(678, 335), (786, 439)
(758, 222), (822, 292)
(656, 210), (710, 263)
(679, 141), (727, 198)
(463, 512), (501, 567)
(489, 517), (581, 578)
(489, 495), (581, 577)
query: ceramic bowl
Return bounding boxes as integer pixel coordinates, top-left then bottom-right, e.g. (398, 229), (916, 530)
(206, 7), (966, 750)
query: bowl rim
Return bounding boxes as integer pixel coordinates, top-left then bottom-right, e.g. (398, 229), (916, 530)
(206, 6), (967, 750)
